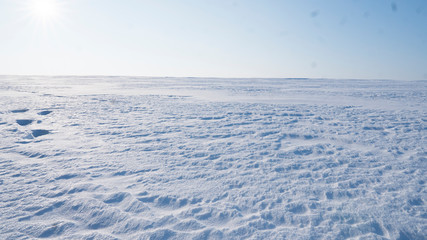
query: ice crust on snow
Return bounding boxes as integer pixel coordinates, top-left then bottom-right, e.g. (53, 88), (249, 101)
(0, 76), (426, 239)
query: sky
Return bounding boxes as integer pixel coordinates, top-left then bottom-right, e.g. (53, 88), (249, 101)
(1, 0), (426, 80)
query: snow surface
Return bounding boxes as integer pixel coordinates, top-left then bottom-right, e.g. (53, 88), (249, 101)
(0, 76), (426, 239)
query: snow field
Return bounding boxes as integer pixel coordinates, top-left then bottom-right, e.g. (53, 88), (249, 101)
(0, 77), (425, 239)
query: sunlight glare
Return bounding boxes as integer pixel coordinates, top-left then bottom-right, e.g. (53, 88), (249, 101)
(29, 0), (59, 21)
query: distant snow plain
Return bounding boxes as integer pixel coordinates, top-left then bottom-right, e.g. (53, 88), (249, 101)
(0, 76), (425, 239)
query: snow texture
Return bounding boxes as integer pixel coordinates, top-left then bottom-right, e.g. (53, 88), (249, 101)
(0, 76), (426, 239)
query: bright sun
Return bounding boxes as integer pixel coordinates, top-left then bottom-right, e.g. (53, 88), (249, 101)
(29, 0), (59, 21)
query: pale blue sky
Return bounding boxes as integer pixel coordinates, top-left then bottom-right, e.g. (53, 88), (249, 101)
(1, 0), (426, 79)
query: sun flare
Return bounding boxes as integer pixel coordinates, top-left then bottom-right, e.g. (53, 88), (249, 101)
(29, 0), (59, 21)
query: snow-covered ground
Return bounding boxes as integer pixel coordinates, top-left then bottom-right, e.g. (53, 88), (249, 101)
(0, 76), (425, 239)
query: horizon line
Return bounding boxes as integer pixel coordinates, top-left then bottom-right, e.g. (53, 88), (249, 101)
(0, 74), (425, 82)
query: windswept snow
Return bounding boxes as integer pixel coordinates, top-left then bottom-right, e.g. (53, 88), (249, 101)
(0, 76), (425, 239)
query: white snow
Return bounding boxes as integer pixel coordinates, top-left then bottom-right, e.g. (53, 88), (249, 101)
(0, 76), (426, 239)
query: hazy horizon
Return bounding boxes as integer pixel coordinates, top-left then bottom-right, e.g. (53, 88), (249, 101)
(1, 74), (426, 82)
